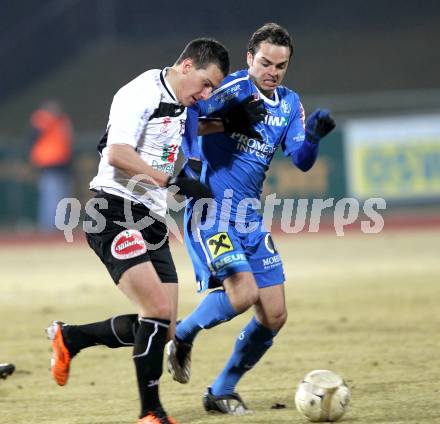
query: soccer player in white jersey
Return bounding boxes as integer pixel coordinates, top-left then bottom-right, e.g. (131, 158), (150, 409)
(166, 23), (335, 415)
(46, 38), (229, 424)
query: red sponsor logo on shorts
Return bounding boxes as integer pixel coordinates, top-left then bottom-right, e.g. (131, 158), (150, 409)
(111, 229), (147, 260)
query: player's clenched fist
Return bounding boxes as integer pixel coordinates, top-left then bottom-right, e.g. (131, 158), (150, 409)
(222, 95), (267, 140)
(305, 109), (336, 144)
(167, 175), (213, 200)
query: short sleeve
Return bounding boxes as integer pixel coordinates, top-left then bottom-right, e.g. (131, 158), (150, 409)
(107, 83), (159, 149)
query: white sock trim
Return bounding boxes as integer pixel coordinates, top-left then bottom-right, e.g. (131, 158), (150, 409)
(110, 315), (134, 346)
(132, 323), (159, 358)
(138, 317), (170, 329)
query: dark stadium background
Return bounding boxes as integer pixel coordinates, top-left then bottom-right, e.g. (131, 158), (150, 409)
(0, 0), (439, 231)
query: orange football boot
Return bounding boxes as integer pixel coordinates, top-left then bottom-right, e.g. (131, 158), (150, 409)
(46, 321), (71, 386)
(138, 409), (178, 424)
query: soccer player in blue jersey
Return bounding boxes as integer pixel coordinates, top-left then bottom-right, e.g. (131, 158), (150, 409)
(166, 23), (336, 415)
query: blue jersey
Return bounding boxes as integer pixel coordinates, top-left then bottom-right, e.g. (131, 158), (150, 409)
(183, 69), (319, 223)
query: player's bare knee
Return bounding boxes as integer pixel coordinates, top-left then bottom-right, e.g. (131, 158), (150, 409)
(224, 272), (259, 312)
(247, 286), (260, 307)
(272, 309), (288, 330)
(155, 301), (172, 319)
(230, 287), (259, 313)
(259, 309), (288, 331)
(233, 292), (259, 313)
(139, 300), (172, 320)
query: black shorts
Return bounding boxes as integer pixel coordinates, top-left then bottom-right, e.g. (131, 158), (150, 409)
(84, 191), (178, 284)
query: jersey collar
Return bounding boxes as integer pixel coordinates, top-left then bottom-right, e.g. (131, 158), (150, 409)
(254, 84), (279, 107)
(160, 68), (179, 103)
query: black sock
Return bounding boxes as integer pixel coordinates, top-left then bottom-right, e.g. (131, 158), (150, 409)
(133, 317), (170, 418)
(62, 314), (139, 356)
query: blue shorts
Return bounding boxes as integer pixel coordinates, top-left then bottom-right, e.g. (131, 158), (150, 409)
(184, 208), (285, 292)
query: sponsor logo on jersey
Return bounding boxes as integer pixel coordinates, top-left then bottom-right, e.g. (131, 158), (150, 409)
(281, 99), (291, 114)
(207, 104), (216, 114)
(111, 229), (147, 260)
(262, 254), (282, 268)
(264, 233), (277, 254)
(212, 252), (247, 271)
(299, 101), (305, 129)
(232, 133), (276, 158)
(292, 132), (306, 142)
(161, 143), (178, 163)
(206, 232), (234, 259)
(160, 117), (172, 133)
(264, 114), (288, 127)
(179, 119), (186, 135)
(214, 84), (241, 104)
(151, 160), (175, 174)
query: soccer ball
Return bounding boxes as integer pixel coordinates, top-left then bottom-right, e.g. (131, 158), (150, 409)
(295, 370), (350, 422)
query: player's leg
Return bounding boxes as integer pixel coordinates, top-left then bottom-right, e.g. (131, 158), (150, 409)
(149, 242), (180, 343)
(47, 194), (179, 422)
(254, 283), (288, 331)
(121, 220), (179, 423)
(46, 216), (148, 386)
(168, 225), (258, 384)
(210, 285), (286, 391)
(46, 313), (140, 386)
(50, 277), (177, 352)
(163, 282), (178, 341)
(175, 271), (257, 344)
(47, 314), (139, 354)
(169, 271), (257, 383)
(217, 284), (287, 389)
(46, 264), (175, 422)
(204, 232), (286, 413)
(167, 274), (251, 385)
(204, 286), (286, 414)
(51, 280), (177, 356)
(175, 225), (258, 344)
(118, 261), (176, 423)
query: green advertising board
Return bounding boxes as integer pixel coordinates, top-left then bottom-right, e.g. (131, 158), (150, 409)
(263, 129), (347, 200)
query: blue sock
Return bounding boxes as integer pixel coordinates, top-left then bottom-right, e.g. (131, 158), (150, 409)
(176, 289), (237, 344)
(211, 316), (277, 396)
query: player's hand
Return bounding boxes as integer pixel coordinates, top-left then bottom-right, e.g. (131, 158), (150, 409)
(166, 175), (213, 200)
(222, 95), (266, 140)
(177, 158), (202, 180)
(305, 109), (336, 144)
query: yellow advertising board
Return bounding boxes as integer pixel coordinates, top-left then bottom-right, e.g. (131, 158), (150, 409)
(345, 115), (440, 199)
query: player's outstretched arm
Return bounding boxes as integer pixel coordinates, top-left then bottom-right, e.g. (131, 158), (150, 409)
(288, 109), (336, 172)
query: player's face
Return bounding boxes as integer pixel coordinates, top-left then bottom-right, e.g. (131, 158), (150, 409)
(247, 42), (290, 98)
(179, 60), (224, 107)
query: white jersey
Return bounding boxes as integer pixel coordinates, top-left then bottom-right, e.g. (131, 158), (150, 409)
(90, 68), (187, 217)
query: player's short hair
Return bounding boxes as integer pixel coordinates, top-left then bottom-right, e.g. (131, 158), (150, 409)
(176, 38), (230, 77)
(248, 23), (293, 58)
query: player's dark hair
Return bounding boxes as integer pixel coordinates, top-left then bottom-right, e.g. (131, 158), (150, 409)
(176, 38), (230, 77)
(248, 23), (293, 58)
